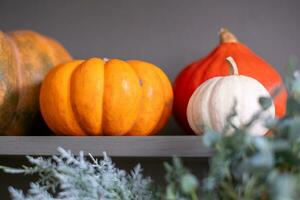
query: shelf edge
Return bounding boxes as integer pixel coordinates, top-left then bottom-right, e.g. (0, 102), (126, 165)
(0, 136), (212, 157)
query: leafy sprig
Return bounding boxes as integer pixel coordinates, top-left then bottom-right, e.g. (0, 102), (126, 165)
(0, 148), (154, 200)
(202, 63), (300, 200)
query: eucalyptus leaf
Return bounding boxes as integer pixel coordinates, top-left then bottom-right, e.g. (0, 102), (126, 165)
(180, 174), (199, 194)
(259, 96), (273, 110)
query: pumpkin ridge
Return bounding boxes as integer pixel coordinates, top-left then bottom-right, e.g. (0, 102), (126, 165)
(150, 66), (173, 135)
(207, 78), (223, 131)
(102, 59), (142, 135)
(125, 62), (143, 134)
(8, 31), (53, 135)
(126, 60), (165, 136)
(188, 77), (220, 134)
(100, 60), (105, 135)
(0, 33), (19, 134)
(235, 77), (244, 127)
(39, 66), (63, 135)
(65, 62), (86, 135)
(40, 61), (85, 135)
(188, 82), (204, 133)
(125, 62), (145, 135)
(69, 58), (104, 136)
(186, 87), (196, 132)
(2, 33), (23, 135)
(69, 62), (88, 135)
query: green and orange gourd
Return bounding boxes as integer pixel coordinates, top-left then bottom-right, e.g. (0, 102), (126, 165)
(0, 30), (71, 135)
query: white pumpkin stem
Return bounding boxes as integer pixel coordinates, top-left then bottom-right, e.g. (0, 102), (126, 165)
(226, 56), (239, 75)
(219, 28), (238, 43)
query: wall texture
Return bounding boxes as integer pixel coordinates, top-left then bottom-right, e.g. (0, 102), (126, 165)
(1, 0), (300, 134)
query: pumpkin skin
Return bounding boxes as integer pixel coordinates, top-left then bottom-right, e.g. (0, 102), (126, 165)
(173, 28), (287, 133)
(0, 30), (71, 135)
(187, 57), (275, 136)
(40, 58), (173, 136)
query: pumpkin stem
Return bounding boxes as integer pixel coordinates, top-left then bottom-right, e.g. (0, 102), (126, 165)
(219, 28), (238, 43)
(226, 57), (239, 75)
(103, 57), (109, 62)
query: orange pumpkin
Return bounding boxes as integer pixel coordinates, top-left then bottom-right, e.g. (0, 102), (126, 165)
(173, 28), (287, 133)
(0, 30), (71, 135)
(40, 58), (173, 136)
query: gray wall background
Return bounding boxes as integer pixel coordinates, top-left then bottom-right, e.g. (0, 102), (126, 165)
(0, 0), (300, 198)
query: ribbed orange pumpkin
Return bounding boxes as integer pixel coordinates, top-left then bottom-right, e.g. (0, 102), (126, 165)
(173, 28), (287, 133)
(0, 30), (71, 135)
(40, 58), (173, 136)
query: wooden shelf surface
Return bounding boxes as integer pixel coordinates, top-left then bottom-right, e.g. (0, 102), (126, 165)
(0, 136), (212, 157)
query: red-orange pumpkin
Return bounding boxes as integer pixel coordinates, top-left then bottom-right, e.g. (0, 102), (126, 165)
(173, 28), (287, 133)
(0, 30), (71, 135)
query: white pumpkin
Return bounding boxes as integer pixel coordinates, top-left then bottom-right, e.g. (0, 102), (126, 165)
(187, 56), (275, 136)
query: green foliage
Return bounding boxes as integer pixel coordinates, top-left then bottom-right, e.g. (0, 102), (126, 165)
(202, 68), (300, 200)
(163, 158), (199, 200)
(0, 149), (201, 200)
(0, 148), (154, 200)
